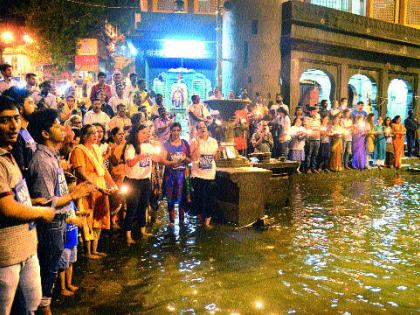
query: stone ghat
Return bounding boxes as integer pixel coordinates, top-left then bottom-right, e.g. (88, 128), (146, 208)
(213, 157), (419, 226)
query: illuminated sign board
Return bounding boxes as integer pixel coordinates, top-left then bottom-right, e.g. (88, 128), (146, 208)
(145, 40), (212, 59)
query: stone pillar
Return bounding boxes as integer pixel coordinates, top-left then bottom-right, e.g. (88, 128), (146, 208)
(366, 0), (373, 17)
(188, 0), (195, 14)
(379, 68), (389, 117)
(414, 73), (420, 119)
(398, 0), (407, 24)
(289, 55), (301, 114)
(222, 0), (282, 98)
(147, 0), (153, 12)
(339, 63), (349, 101)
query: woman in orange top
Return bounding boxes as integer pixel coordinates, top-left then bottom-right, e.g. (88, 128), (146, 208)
(391, 115), (406, 169)
(70, 124), (118, 259)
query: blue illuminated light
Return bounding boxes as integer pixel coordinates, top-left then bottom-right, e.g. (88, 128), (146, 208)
(127, 42), (138, 56)
(161, 40), (208, 58)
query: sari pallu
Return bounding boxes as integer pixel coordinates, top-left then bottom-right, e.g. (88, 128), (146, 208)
(70, 144), (110, 230)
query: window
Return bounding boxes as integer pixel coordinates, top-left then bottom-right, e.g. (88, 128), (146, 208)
(243, 41), (249, 68)
(310, 0), (365, 15)
(196, 0), (218, 14)
(156, 0), (185, 12)
(407, 0), (420, 25)
(372, 0), (396, 22)
(252, 20), (259, 34)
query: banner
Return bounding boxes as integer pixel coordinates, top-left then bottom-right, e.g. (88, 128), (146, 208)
(76, 38), (99, 72)
(75, 55), (99, 72)
(76, 38), (98, 56)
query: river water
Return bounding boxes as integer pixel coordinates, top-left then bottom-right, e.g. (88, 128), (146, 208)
(57, 173), (419, 314)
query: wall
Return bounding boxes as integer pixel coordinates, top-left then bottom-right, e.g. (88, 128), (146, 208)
(222, 0), (283, 99)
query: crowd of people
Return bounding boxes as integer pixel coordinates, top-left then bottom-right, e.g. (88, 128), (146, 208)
(0, 62), (418, 315)
(234, 95), (417, 173)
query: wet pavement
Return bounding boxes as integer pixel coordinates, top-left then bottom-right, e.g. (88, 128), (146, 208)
(54, 172), (419, 315)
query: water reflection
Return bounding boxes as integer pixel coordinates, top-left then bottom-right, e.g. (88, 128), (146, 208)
(57, 174), (419, 314)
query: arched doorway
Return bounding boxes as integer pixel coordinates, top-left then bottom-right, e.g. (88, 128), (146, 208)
(348, 74), (378, 116)
(299, 69), (334, 107)
(387, 79), (414, 121)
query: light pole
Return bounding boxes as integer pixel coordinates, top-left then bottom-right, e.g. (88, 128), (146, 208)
(216, 0), (223, 90)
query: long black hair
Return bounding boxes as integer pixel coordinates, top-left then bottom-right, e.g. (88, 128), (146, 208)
(125, 123), (148, 155)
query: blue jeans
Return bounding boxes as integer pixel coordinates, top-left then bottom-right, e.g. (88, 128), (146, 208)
(305, 140), (320, 170)
(406, 130), (415, 156)
(37, 218), (66, 306)
(0, 254), (42, 315)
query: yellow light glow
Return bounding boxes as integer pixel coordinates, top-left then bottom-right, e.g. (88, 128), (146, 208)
(1, 31), (14, 43)
(23, 34), (34, 44)
(120, 185), (129, 195)
(167, 304), (175, 312)
(255, 301), (264, 310)
(152, 145), (162, 155)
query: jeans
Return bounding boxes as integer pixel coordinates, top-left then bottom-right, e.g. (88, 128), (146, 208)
(37, 218), (66, 306)
(406, 130), (415, 156)
(304, 140), (320, 170)
(342, 141), (352, 167)
(0, 254), (42, 315)
(123, 178), (151, 231)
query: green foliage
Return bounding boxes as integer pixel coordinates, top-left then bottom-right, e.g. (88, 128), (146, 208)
(21, 0), (135, 69)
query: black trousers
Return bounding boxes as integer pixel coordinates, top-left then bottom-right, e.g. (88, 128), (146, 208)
(123, 178), (151, 231)
(191, 178), (217, 219)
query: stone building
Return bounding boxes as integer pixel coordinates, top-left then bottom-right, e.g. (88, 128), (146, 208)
(222, 0), (420, 120)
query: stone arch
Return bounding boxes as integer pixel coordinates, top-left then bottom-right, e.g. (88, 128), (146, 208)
(347, 74), (378, 117)
(298, 69), (335, 107)
(387, 79), (414, 121)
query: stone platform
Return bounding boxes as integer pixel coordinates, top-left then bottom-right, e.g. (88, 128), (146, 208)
(251, 159), (299, 176)
(214, 167), (271, 226)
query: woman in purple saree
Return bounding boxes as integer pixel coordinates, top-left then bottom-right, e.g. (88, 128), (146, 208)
(352, 115), (367, 170)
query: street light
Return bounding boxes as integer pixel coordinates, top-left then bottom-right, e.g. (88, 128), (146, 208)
(1, 31), (14, 44)
(23, 34), (34, 44)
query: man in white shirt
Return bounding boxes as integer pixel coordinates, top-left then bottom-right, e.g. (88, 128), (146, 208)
(125, 73), (138, 99)
(32, 81), (57, 109)
(83, 97), (111, 130)
(108, 84), (129, 114)
(110, 70), (124, 97)
(187, 95), (211, 139)
(0, 63), (17, 94)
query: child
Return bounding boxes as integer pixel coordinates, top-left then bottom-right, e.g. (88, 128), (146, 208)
(288, 118), (307, 173)
(58, 201), (82, 296)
